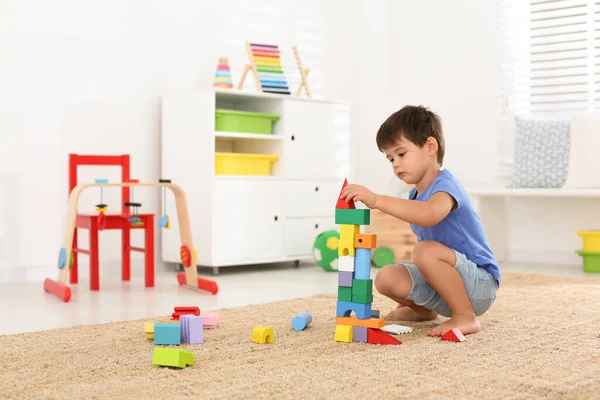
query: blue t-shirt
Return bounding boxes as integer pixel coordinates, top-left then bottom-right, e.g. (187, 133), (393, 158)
(408, 169), (501, 286)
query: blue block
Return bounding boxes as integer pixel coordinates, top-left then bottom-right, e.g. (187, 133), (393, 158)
(354, 248), (372, 280)
(291, 312), (313, 331)
(154, 323), (181, 345)
(336, 301), (372, 320)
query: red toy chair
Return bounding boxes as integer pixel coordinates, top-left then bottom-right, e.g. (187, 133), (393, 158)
(68, 154), (154, 290)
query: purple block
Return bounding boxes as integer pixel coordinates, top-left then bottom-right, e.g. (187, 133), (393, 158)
(352, 326), (368, 343)
(338, 271), (353, 287)
(189, 316), (204, 344)
(180, 315), (192, 343)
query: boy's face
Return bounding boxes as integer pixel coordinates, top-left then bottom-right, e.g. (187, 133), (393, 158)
(383, 136), (434, 185)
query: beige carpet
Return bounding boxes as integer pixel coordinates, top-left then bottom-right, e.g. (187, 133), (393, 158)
(1, 273), (600, 399)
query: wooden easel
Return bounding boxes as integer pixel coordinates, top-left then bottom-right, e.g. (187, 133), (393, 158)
(293, 45), (312, 98)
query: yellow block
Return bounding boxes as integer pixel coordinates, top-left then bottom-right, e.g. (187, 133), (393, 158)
(335, 324), (353, 343)
(144, 322), (155, 340)
(339, 224), (359, 256)
(252, 325), (274, 344)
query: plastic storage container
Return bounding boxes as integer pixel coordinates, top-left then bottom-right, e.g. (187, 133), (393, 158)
(215, 152), (279, 176)
(215, 109), (280, 134)
(575, 250), (600, 273)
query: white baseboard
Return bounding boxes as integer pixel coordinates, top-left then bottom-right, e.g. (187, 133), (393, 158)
(505, 248), (580, 266)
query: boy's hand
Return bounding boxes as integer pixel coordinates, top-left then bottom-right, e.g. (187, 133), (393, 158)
(341, 184), (378, 209)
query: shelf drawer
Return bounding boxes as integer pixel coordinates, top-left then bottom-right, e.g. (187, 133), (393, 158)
(285, 181), (340, 218)
(284, 218), (338, 257)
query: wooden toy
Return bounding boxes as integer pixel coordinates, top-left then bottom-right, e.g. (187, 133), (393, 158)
(352, 326), (368, 343)
(338, 224), (360, 256)
(152, 348), (194, 369)
(337, 286), (352, 302)
(332, 178), (403, 345)
(336, 179), (355, 209)
(441, 328), (467, 342)
(292, 45), (311, 98)
(335, 325), (353, 343)
(338, 271), (354, 287)
(336, 300), (372, 320)
(381, 324), (413, 335)
(252, 326), (274, 344)
(354, 248), (372, 280)
(237, 42), (291, 95)
(213, 57), (234, 89)
(355, 234), (377, 249)
(335, 317), (384, 329)
(43, 154), (218, 303)
(154, 322), (181, 345)
(335, 209), (371, 225)
(367, 328), (402, 345)
(291, 312), (312, 331)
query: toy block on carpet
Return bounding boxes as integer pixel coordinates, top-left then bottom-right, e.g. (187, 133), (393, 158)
(339, 224), (360, 257)
(336, 300), (372, 320)
(352, 326), (368, 343)
(201, 313), (220, 328)
(354, 248), (372, 280)
(152, 348), (194, 369)
(172, 306), (201, 320)
(381, 324), (413, 335)
(371, 309), (380, 319)
(367, 328), (402, 345)
(144, 322), (155, 340)
(338, 270), (354, 287)
(441, 328), (466, 342)
(336, 179), (355, 209)
(339, 256), (355, 272)
(180, 315), (204, 344)
(252, 326), (274, 344)
(291, 312), (312, 331)
(335, 316), (384, 329)
(355, 233), (377, 249)
(335, 325), (353, 343)
(154, 322), (181, 345)
(338, 286), (352, 302)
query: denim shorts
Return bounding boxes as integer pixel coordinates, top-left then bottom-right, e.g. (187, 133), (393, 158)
(401, 250), (499, 318)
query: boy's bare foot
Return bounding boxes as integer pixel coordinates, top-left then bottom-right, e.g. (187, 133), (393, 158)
(383, 305), (437, 322)
(427, 314), (481, 337)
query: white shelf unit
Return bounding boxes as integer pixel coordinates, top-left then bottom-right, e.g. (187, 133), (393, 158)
(160, 89), (351, 274)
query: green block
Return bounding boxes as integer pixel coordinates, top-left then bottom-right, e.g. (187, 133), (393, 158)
(338, 286), (352, 302)
(152, 348), (194, 369)
(352, 292), (374, 304)
(352, 279), (373, 296)
(335, 208), (370, 225)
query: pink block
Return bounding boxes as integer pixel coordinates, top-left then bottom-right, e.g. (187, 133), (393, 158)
(202, 313), (220, 328)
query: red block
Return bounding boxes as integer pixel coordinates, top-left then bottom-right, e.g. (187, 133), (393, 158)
(367, 328), (402, 345)
(441, 328), (466, 342)
(336, 178), (355, 209)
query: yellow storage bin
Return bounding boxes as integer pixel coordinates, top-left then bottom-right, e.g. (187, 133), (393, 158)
(215, 152), (279, 176)
(576, 231), (600, 252)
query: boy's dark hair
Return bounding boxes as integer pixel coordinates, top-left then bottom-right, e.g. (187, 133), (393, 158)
(376, 105), (445, 166)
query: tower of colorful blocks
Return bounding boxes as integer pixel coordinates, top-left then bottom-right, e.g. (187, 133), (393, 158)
(334, 179), (402, 346)
(213, 57), (234, 89)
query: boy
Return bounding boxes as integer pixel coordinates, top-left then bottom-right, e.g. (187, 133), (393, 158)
(340, 105), (500, 337)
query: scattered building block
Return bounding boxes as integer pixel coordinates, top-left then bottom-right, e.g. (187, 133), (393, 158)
(354, 248), (372, 280)
(338, 286), (352, 302)
(335, 316), (384, 329)
(252, 326), (274, 344)
(335, 324), (353, 343)
(201, 313), (220, 328)
(335, 208), (371, 225)
(188, 316), (204, 344)
(154, 322), (181, 345)
(339, 256), (355, 272)
(367, 328), (402, 345)
(291, 312), (312, 331)
(339, 224), (360, 257)
(441, 328), (466, 342)
(336, 179), (355, 209)
(371, 309), (380, 319)
(338, 271), (354, 287)
(355, 233), (377, 249)
(172, 306), (201, 320)
(152, 347), (194, 369)
(144, 322), (155, 340)
(336, 300), (372, 320)
(352, 326), (368, 343)
(381, 324), (413, 335)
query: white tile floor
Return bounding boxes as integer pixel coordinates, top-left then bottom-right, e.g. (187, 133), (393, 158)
(1, 260), (598, 335)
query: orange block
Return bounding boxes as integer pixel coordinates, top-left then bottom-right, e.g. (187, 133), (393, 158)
(355, 234), (377, 249)
(335, 316), (384, 329)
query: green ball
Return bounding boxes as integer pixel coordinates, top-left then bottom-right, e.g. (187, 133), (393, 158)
(373, 246), (395, 268)
(312, 230), (340, 272)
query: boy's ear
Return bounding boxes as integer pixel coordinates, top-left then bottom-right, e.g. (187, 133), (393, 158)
(426, 136), (438, 155)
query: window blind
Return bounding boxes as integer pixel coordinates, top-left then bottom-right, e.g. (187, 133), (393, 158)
(498, 0), (597, 176)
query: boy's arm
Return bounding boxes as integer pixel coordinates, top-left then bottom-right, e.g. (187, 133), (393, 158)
(374, 192), (455, 227)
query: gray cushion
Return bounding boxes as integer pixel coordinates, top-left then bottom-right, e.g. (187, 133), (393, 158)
(510, 116), (571, 188)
